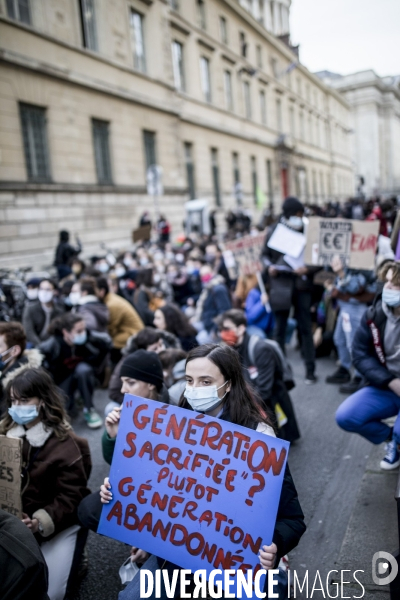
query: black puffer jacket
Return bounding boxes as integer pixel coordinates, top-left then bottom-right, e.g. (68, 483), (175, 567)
(352, 296), (396, 388)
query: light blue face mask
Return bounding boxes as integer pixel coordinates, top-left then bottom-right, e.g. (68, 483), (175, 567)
(382, 288), (400, 308)
(8, 405), (39, 425)
(73, 331), (87, 345)
(287, 216), (303, 230)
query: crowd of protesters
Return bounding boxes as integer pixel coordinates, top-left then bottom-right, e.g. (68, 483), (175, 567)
(0, 193), (399, 600)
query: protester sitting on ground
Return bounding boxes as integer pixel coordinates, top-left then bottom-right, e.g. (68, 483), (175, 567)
(218, 309), (300, 443)
(97, 277), (144, 366)
(153, 304), (198, 352)
(69, 277), (109, 334)
(100, 344), (306, 599)
(0, 321), (43, 408)
(262, 196), (320, 384)
(77, 350), (167, 532)
(22, 278), (65, 346)
(106, 328), (168, 412)
(54, 230), (82, 281)
(25, 277), (42, 302)
(39, 313), (111, 428)
(325, 255), (376, 394)
(336, 261), (400, 470)
(0, 508), (49, 600)
(0, 368), (91, 600)
(191, 264), (231, 343)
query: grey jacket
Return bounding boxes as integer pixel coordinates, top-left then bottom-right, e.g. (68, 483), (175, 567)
(22, 300), (65, 346)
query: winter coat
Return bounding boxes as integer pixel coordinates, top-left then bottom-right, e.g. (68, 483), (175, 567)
(74, 295), (110, 333)
(39, 331), (111, 384)
(245, 288), (274, 333)
(22, 300), (65, 346)
(196, 276), (231, 332)
(4, 421), (91, 540)
(0, 509), (49, 600)
(352, 296), (398, 388)
(0, 348), (43, 408)
(237, 333), (300, 443)
(262, 219), (320, 310)
(104, 292), (144, 349)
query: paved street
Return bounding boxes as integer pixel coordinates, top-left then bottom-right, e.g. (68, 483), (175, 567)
(70, 349), (389, 600)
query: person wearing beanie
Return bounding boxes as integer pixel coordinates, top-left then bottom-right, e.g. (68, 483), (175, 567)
(262, 196), (321, 384)
(77, 349), (170, 532)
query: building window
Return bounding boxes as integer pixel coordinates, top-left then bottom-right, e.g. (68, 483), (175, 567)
(271, 57), (279, 78)
(299, 110), (304, 141)
(220, 16), (228, 44)
(79, 0), (97, 51)
(143, 130), (157, 174)
(276, 98), (282, 132)
(200, 56), (211, 103)
(251, 156), (257, 205)
(259, 90), (267, 125)
(232, 152), (240, 184)
(256, 44), (262, 69)
(319, 171), (324, 198)
(197, 0), (206, 29)
(243, 81), (251, 119)
(266, 159), (273, 207)
(169, 0), (179, 10)
(19, 103), (51, 182)
(239, 32), (247, 58)
(211, 148), (221, 207)
(92, 119), (112, 184)
(289, 106), (295, 137)
(130, 10), (146, 73)
(6, 0), (30, 24)
(184, 143), (196, 200)
(224, 70), (233, 111)
(172, 41), (185, 91)
(308, 114), (313, 144)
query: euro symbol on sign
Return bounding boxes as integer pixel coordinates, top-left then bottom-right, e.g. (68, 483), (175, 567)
(323, 233), (332, 249)
(333, 234), (343, 250)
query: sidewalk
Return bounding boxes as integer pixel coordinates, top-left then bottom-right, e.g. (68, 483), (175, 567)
(332, 443), (398, 599)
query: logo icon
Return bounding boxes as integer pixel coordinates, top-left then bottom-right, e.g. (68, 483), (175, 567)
(372, 551), (398, 586)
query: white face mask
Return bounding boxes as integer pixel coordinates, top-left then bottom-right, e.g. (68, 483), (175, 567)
(69, 292), (81, 306)
(38, 290), (54, 304)
(287, 216), (303, 230)
(184, 381), (229, 413)
(27, 288), (39, 300)
(119, 557), (139, 585)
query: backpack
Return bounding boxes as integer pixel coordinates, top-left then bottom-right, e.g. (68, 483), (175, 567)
(248, 335), (295, 391)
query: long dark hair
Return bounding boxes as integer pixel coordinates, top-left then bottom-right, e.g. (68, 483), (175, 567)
(181, 344), (273, 429)
(0, 368), (71, 440)
(159, 304), (197, 338)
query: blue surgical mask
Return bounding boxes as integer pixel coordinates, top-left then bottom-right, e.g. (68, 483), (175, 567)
(0, 347), (15, 372)
(184, 382), (229, 413)
(73, 331), (87, 345)
(287, 216), (303, 230)
(8, 405), (39, 425)
(382, 288), (400, 308)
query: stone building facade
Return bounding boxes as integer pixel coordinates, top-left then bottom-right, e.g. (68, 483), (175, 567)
(318, 70), (400, 199)
(0, 0), (353, 268)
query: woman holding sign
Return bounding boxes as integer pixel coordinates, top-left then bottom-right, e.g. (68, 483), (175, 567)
(101, 344), (305, 599)
(0, 367), (91, 600)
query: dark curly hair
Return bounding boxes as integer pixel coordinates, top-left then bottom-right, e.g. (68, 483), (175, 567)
(0, 368), (71, 440)
(158, 304), (197, 338)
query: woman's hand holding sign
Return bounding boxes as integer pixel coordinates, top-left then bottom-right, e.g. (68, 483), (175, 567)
(100, 477), (113, 504)
(105, 407), (121, 439)
(259, 543), (278, 569)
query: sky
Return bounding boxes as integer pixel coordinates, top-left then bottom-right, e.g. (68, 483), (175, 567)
(290, 0), (400, 77)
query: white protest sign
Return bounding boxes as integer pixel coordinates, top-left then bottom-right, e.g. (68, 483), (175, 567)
(224, 231), (267, 276)
(267, 224), (306, 259)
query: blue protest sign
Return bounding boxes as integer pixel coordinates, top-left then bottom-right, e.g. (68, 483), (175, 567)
(98, 396), (289, 595)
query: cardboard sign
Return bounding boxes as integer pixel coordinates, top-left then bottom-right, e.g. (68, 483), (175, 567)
(267, 224), (306, 259)
(224, 232), (267, 276)
(98, 397), (289, 594)
(132, 224), (151, 243)
(0, 435), (22, 518)
(304, 218), (379, 269)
